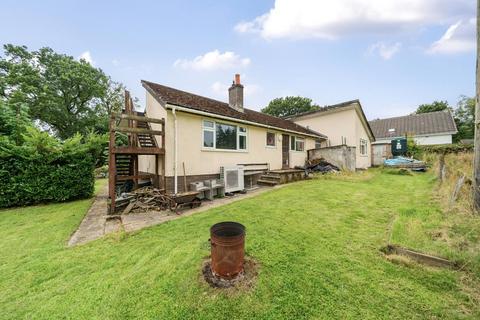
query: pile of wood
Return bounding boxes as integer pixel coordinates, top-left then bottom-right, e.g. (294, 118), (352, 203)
(115, 186), (175, 214)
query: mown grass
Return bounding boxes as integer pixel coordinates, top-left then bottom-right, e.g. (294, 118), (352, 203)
(0, 174), (479, 319)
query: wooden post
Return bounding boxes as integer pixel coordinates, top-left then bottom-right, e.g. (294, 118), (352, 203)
(474, 0), (480, 212)
(108, 115), (116, 214)
(438, 153), (446, 183)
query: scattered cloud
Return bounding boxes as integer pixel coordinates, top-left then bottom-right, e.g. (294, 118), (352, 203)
(174, 50), (251, 71)
(235, 0), (473, 40)
(77, 51), (94, 65)
(368, 42), (402, 60)
(427, 19), (475, 54)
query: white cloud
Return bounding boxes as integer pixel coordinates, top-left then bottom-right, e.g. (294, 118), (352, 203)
(77, 51), (94, 65)
(235, 0), (473, 40)
(368, 42), (402, 60)
(428, 19), (475, 54)
(174, 50), (251, 71)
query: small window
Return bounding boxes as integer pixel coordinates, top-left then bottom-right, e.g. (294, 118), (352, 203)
(290, 136), (305, 151)
(203, 121), (215, 148)
(266, 132), (276, 147)
(295, 137), (305, 151)
(360, 139), (368, 155)
(315, 139), (322, 149)
(239, 126), (247, 150)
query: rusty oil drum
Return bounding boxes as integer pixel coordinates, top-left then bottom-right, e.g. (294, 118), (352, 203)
(210, 221), (245, 279)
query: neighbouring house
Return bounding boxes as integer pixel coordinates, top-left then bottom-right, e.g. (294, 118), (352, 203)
(369, 111), (458, 145)
(138, 75), (327, 193)
(285, 100), (375, 169)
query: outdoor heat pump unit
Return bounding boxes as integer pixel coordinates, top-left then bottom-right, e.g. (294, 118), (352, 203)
(220, 166), (245, 193)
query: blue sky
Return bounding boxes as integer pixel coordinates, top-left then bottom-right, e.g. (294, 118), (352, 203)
(0, 0), (476, 119)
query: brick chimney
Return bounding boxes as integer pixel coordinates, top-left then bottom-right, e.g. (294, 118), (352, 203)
(228, 74), (244, 112)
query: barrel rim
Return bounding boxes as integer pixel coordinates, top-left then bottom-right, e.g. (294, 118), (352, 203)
(210, 221), (246, 237)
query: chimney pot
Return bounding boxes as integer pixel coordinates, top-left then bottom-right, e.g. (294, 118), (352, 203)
(235, 74), (241, 85)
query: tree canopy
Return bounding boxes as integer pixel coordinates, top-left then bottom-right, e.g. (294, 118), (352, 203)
(454, 96), (474, 142)
(261, 96), (319, 118)
(0, 44), (124, 139)
(415, 100), (451, 114)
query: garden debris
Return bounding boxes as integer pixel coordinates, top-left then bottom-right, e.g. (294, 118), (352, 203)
(384, 156), (427, 171)
(114, 186), (175, 214)
(305, 158), (340, 173)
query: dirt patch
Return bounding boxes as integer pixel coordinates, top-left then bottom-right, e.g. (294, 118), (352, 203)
(201, 256), (258, 291)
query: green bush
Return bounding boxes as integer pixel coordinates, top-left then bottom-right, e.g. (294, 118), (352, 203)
(0, 101), (102, 208)
(418, 144), (473, 154)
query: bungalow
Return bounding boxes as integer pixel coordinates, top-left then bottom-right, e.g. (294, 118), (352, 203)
(138, 75), (327, 193)
(369, 111), (458, 145)
(285, 100), (375, 169)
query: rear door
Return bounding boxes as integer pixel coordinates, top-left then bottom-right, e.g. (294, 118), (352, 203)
(282, 134), (289, 169)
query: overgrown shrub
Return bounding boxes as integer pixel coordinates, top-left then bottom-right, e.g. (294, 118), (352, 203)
(0, 101), (103, 208)
(418, 144), (473, 155)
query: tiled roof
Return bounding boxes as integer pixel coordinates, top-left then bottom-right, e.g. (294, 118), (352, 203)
(369, 111), (457, 139)
(142, 80), (326, 138)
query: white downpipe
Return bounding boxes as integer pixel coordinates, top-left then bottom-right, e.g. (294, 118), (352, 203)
(172, 107), (178, 195)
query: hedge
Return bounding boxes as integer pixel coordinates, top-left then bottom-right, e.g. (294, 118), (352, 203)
(0, 128), (102, 209)
(418, 144), (473, 154)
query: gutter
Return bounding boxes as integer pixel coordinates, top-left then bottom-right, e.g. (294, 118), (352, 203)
(165, 103), (326, 139)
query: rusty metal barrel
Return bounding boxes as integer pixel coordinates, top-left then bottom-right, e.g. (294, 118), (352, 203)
(210, 221), (245, 279)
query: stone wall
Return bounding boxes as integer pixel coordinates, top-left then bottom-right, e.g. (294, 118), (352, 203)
(307, 145), (356, 171)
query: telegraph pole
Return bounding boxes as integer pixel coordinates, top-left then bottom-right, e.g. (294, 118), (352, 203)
(474, 0), (480, 212)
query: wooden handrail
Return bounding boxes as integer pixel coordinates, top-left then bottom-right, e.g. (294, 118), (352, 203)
(112, 126), (164, 136)
(114, 113), (165, 124)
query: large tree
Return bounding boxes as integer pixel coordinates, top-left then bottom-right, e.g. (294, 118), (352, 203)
(261, 96), (319, 118)
(454, 96), (475, 142)
(415, 100), (451, 114)
(0, 44), (123, 139)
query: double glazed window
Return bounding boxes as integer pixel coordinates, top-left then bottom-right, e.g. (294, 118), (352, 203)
(203, 120), (247, 151)
(360, 139), (368, 155)
(266, 132), (276, 147)
(290, 136), (305, 151)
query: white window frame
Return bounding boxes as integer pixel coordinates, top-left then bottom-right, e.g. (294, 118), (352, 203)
(266, 132), (276, 148)
(315, 139), (322, 149)
(360, 138), (368, 156)
(202, 119), (248, 152)
(238, 126), (247, 150)
(290, 136), (305, 152)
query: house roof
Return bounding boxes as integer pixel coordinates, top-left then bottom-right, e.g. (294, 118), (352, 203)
(142, 80), (326, 138)
(369, 111), (458, 139)
(285, 99), (375, 141)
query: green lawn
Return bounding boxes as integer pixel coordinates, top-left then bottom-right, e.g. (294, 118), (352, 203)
(1, 172), (479, 319)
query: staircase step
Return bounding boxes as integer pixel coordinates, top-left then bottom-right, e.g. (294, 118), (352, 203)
(257, 179), (279, 186)
(260, 175), (281, 181)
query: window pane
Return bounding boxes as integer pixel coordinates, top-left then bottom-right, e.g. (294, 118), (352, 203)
(216, 123), (237, 150)
(203, 130), (214, 148)
(239, 127), (247, 133)
(239, 135), (246, 150)
(266, 132), (275, 146)
(296, 138), (305, 151)
(203, 120), (214, 128)
(291, 136), (295, 150)
(315, 139), (322, 149)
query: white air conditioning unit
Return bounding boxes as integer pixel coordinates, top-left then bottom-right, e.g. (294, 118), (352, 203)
(220, 166), (245, 193)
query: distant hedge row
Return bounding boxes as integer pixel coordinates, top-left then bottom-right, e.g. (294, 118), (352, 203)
(418, 144), (473, 154)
